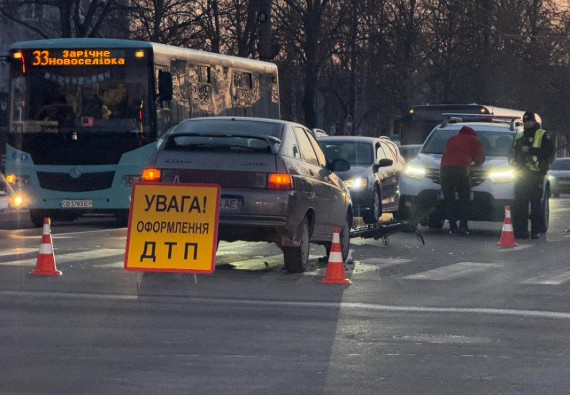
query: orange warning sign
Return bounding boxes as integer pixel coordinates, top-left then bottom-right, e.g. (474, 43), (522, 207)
(124, 182), (220, 273)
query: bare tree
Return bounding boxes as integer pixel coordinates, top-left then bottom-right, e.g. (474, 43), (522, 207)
(127, 0), (206, 46)
(273, 0), (345, 127)
(0, 0), (123, 38)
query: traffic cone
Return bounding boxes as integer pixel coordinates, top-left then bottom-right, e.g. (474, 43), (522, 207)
(321, 226), (351, 284)
(497, 206), (519, 248)
(30, 218), (62, 276)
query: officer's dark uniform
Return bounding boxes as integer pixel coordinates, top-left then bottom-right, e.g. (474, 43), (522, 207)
(508, 111), (554, 239)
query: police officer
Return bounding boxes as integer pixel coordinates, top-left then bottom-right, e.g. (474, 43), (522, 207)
(509, 111), (554, 239)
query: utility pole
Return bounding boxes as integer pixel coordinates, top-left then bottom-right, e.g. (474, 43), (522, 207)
(258, 0), (272, 61)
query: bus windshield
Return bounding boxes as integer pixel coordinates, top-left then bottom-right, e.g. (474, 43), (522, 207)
(9, 50), (151, 165)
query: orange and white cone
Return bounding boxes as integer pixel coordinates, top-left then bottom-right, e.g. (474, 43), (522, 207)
(30, 218), (62, 276)
(497, 206), (519, 248)
(321, 226), (351, 284)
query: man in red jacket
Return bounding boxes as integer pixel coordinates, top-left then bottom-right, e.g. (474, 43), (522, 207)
(440, 126), (486, 235)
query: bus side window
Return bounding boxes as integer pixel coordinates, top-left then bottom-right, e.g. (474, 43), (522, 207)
(155, 67), (172, 135)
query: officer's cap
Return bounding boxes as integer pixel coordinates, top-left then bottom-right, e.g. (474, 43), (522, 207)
(523, 111), (537, 122)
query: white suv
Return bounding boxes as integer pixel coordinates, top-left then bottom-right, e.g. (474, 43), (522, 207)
(397, 115), (551, 230)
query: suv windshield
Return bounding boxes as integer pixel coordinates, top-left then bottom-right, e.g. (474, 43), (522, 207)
(422, 129), (515, 157)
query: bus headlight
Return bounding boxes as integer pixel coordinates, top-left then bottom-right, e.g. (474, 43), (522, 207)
(404, 164), (426, 180)
(123, 175), (141, 186)
(6, 174), (30, 186)
(344, 177), (367, 189)
(489, 168), (515, 183)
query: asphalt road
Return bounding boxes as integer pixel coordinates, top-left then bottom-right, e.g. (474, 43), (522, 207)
(1, 199), (570, 394)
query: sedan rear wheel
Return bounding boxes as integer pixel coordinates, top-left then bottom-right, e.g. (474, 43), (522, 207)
(283, 217), (310, 273)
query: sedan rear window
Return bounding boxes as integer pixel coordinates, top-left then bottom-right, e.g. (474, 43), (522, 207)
(174, 119), (283, 138)
(164, 135), (272, 153)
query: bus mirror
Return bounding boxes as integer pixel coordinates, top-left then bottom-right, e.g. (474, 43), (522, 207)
(158, 71), (173, 101)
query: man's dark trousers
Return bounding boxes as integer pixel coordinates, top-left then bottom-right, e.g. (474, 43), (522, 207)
(440, 166), (471, 230)
(512, 172), (544, 236)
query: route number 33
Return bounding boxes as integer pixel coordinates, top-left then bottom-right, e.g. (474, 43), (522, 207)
(32, 50), (49, 66)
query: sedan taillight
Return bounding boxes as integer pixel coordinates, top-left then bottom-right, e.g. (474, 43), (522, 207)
(267, 173), (293, 190)
(141, 168), (161, 181)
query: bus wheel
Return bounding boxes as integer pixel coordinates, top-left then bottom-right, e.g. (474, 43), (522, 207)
(30, 210), (49, 228)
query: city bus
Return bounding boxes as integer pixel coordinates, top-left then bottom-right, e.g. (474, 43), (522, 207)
(392, 104), (536, 146)
(5, 38), (280, 226)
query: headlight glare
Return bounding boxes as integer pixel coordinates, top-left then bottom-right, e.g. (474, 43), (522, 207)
(11, 194), (25, 208)
(489, 168), (514, 183)
(344, 177), (367, 189)
(404, 165), (426, 180)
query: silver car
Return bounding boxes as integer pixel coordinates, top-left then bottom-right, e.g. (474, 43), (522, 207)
(143, 117), (353, 273)
(398, 118), (550, 230)
(549, 157), (570, 197)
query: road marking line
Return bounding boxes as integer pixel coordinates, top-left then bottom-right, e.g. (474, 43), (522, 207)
(353, 257), (413, 273)
(92, 260), (125, 268)
(4, 290), (570, 321)
(403, 262), (500, 280)
(523, 270), (570, 285)
(3, 248), (124, 267)
(498, 244), (532, 252)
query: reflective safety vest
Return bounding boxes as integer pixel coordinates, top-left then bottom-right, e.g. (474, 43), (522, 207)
(514, 128), (546, 171)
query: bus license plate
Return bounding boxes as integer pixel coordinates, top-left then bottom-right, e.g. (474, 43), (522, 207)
(61, 199), (93, 208)
(220, 198), (240, 212)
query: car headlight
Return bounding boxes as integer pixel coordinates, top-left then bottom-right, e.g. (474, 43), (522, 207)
(404, 164), (426, 180)
(489, 168), (514, 183)
(344, 177), (367, 189)
(548, 174), (555, 181)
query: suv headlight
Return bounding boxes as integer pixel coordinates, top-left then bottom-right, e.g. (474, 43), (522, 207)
(404, 164), (426, 180)
(489, 168), (514, 183)
(344, 177), (367, 189)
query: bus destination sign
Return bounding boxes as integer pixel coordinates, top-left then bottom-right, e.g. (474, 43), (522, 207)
(30, 49), (126, 67)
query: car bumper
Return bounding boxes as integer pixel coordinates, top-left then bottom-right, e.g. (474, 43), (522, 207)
(345, 187), (373, 216)
(551, 177), (570, 194)
(399, 174), (514, 222)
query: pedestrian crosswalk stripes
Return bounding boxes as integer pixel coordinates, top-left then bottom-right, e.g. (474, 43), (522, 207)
(2, 248), (124, 267)
(1, 246), (570, 286)
(522, 270), (570, 285)
(402, 262), (501, 281)
(0, 248), (37, 257)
